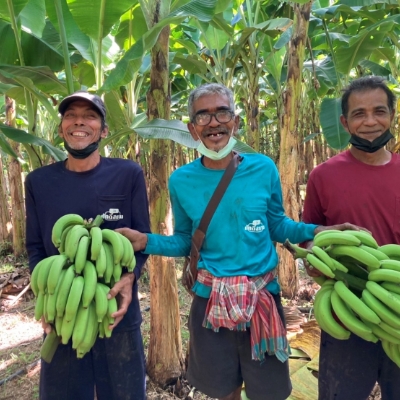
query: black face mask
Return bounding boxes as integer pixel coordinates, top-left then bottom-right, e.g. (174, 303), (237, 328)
(349, 130), (394, 153)
(64, 138), (101, 159)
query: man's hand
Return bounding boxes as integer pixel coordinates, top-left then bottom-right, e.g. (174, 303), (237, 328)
(107, 272), (135, 330)
(41, 316), (53, 335)
(314, 222), (369, 235)
(115, 228), (148, 251)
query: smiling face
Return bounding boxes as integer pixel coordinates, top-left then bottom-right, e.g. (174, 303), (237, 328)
(59, 100), (108, 150)
(340, 88), (394, 142)
(187, 94), (239, 152)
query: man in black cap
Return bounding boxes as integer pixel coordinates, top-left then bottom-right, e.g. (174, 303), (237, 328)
(25, 91), (151, 399)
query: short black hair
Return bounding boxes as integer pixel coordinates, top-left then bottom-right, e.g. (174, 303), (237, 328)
(341, 76), (396, 118)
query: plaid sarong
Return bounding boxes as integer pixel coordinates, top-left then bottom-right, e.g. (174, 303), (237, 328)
(197, 269), (290, 363)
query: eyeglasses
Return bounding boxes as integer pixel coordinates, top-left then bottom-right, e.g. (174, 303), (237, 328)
(192, 110), (235, 126)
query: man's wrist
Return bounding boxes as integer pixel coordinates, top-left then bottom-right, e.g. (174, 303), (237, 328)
(140, 233), (148, 250)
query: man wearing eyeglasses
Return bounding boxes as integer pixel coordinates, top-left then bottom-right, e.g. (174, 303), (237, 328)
(117, 83), (358, 400)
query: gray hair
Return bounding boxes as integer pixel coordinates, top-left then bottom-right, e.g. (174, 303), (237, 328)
(188, 83), (235, 121)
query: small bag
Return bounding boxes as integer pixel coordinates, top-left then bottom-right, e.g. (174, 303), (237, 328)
(181, 154), (241, 294)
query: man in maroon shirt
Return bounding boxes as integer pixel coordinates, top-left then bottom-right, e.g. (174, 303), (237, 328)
(302, 76), (400, 399)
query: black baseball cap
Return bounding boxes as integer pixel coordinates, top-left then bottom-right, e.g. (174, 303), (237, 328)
(58, 91), (106, 118)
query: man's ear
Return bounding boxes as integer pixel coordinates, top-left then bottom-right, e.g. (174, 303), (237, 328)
(101, 125), (109, 138)
(187, 122), (199, 141)
(339, 115), (350, 133)
(57, 123), (64, 138)
(233, 115), (240, 134)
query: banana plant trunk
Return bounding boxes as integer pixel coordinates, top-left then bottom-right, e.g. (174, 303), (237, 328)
(5, 96), (25, 256)
(277, 2), (312, 298)
(243, 75), (260, 152)
(146, 23), (183, 384)
(0, 156), (12, 243)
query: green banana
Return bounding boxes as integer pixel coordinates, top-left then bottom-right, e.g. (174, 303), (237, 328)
(379, 244), (400, 259)
(337, 259), (369, 280)
(77, 303), (98, 358)
(378, 321), (400, 341)
(361, 318), (400, 344)
(94, 283), (109, 322)
(306, 254), (335, 278)
(90, 226), (103, 261)
(61, 308), (78, 344)
(101, 229), (124, 265)
(112, 262), (123, 283)
(31, 258), (48, 297)
(95, 244), (107, 278)
(34, 291), (45, 321)
(107, 296), (118, 325)
(312, 246), (336, 270)
(43, 293), (49, 323)
(328, 245), (380, 271)
(37, 255), (59, 294)
(82, 260), (97, 308)
(74, 236), (91, 274)
(330, 259), (348, 273)
(119, 233), (134, 267)
(312, 276), (327, 286)
(59, 225), (74, 254)
(359, 245), (390, 261)
(103, 242), (114, 283)
(333, 269), (367, 292)
(72, 304), (90, 349)
(55, 315), (63, 336)
(40, 331), (60, 364)
(330, 290), (377, 343)
(314, 232), (361, 248)
(47, 254), (69, 295)
(369, 269), (400, 284)
(56, 265), (76, 317)
(47, 269), (66, 323)
(283, 240), (311, 259)
(52, 214), (84, 248)
(98, 320), (105, 339)
(380, 259), (400, 273)
(64, 225), (90, 262)
(381, 282), (400, 295)
(361, 289), (400, 329)
(127, 254), (136, 273)
(334, 281), (380, 325)
(64, 276), (84, 322)
(343, 230), (379, 249)
(366, 281), (400, 313)
(103, 315), (112, 338)
(313, 285), (350, 340)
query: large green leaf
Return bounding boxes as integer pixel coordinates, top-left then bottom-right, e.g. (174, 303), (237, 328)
(0, 134), (19, 159)
(0, 0), (29, 20)
(0, 65), (68, 95)
(0, 123), (66, 161)
(0, 19), (65, 70)
(45, 0), (95, 64)
(337, 0), (397, 6)
(100, 0), (218, 91)
(134, 119), (257, 153)
(335, 21), (395, 75)
(319, 98), (350, 150)
(20, 0), (46, 38)
(65, 0), (135, 40)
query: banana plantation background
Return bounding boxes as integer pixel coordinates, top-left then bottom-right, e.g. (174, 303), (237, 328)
(1, 0), (400, 386)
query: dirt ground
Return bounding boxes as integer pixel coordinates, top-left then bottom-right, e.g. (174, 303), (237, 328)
(0, 255), (382, 400)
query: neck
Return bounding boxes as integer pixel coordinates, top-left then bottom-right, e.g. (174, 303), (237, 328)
(65, 151), (101, 172)
(349, 147), (392, 166)
(202, 152), (234, 169)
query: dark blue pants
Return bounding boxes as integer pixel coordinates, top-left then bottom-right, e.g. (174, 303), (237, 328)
(40, 329), (146, 400)
(319, 331), (400, 400)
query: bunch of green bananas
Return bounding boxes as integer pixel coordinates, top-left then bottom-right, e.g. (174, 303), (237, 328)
(285, 230), (400, 367)
(31, 213), (136, 362)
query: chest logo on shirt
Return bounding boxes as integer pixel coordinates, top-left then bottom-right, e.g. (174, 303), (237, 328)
(244, 220), (265, 233)
(102, 208), (124, 221)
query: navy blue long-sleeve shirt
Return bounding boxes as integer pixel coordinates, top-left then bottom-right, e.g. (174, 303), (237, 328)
(25, 157), (151, 331)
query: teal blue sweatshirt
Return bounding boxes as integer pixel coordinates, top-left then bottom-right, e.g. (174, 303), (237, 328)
(145, 153), (317, 296)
